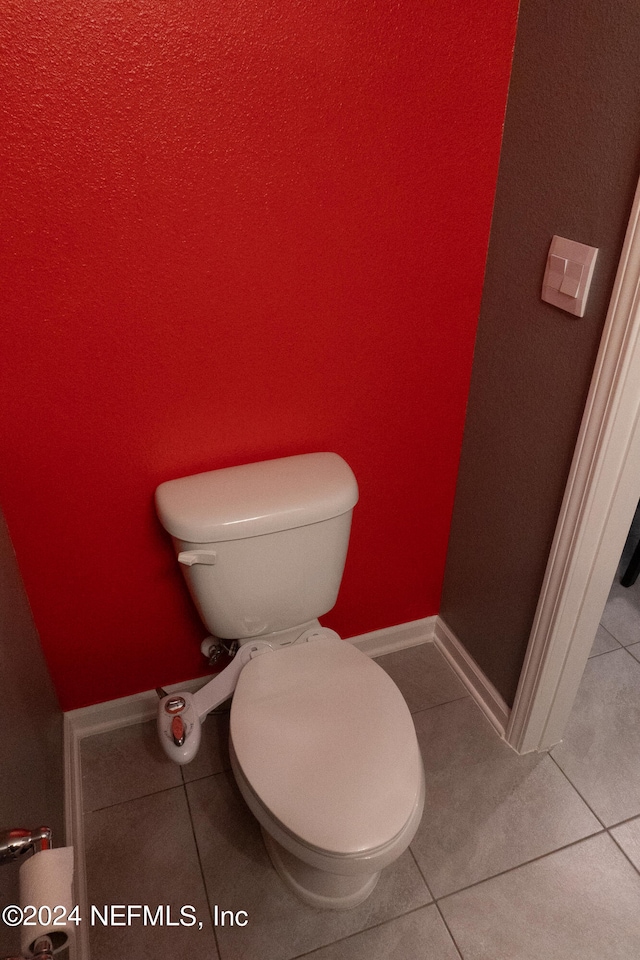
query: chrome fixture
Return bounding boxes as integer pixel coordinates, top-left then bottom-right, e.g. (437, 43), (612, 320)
(201, 636), (238, 667)
(0, 827), (51, 866)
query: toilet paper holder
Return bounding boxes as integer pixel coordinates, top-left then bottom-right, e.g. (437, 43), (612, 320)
(0, 829), (54, 960)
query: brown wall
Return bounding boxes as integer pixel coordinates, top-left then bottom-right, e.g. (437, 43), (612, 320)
(440, 0), (640, 706)
(0, 508), (64, 956)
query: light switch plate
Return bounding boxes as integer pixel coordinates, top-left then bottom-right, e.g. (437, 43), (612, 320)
(542, 235), (598, 317)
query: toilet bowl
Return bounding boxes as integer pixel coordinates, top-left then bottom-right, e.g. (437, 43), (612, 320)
(155, 453), (425, 908)
(228, 635), (425, 908)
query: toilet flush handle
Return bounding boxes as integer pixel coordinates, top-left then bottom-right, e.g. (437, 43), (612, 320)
(178, 550), (217, 566)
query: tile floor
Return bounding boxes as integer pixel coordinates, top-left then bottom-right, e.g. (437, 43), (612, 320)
(81, 572), (640, 960)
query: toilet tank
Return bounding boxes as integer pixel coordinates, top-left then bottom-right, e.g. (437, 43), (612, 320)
(155, 453), (359, 640)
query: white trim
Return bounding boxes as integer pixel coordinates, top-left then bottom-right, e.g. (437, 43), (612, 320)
(434, 617), (511, 738)
(63, 716), (89, 960)
(347, 616), (436, 657)
(507, 174), (640, 754)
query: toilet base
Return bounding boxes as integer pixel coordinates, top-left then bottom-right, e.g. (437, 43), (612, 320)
(261, 828), (380, 910)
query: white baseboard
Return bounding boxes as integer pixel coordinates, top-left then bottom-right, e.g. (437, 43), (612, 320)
(347, 616), (436, 657)
(433, 616), (511, 739)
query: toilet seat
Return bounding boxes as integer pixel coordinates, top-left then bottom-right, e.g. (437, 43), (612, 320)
(229, 637), (424, 858)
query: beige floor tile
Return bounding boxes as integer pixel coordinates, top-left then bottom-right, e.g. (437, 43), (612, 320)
(551, 648), (640, 826)
(81, 719), (183, 811)
(600, 578), (640, 646)
(375, 642), (468, 713)
(297, 905), (460, 960)
(410, 698), (600, 898)
(85, 787), (218, 960)
(439, 834), (640, 960)
(187, 771), (431, 960)
(589, 623), (620, 657)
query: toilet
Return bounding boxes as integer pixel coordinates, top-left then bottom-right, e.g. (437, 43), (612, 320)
(155, 452), (425, 909)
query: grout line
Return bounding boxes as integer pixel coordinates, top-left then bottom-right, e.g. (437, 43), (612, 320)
(409, 693), (470, 717)
(432, 830), (608, 904)
(433, 900), (465, 960)
(606, 810), (640, 830)
(182, 778), (223, 960)
(606, 828), (640, 880)
(547, 752), (607, 830)
(587, 644), (623, 659)
(87, 781), (185, 815)
(285, 904), (438, 960)
(594, 621), (618, 642)
(407, 845), (434, 903)
(405, 846), (463, 958)
(182, 768), (232, 787)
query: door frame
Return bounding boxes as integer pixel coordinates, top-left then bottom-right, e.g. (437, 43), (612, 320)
(506, 174), (640, 754)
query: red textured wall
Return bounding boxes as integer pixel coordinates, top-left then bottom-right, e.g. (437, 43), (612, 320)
(0, 1), (518, 710)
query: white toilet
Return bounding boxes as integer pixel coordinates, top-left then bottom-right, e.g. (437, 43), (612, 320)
(155, 452), (425, 909)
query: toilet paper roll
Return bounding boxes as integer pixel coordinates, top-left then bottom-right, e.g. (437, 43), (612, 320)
(19, 847), (75, 957)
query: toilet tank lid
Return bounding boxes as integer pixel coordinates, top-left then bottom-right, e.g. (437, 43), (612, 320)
(155, 453), (359, 543)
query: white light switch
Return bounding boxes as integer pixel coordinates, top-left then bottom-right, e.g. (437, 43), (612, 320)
(559, 259), (584, 298)
(542, 236), (598, 317)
